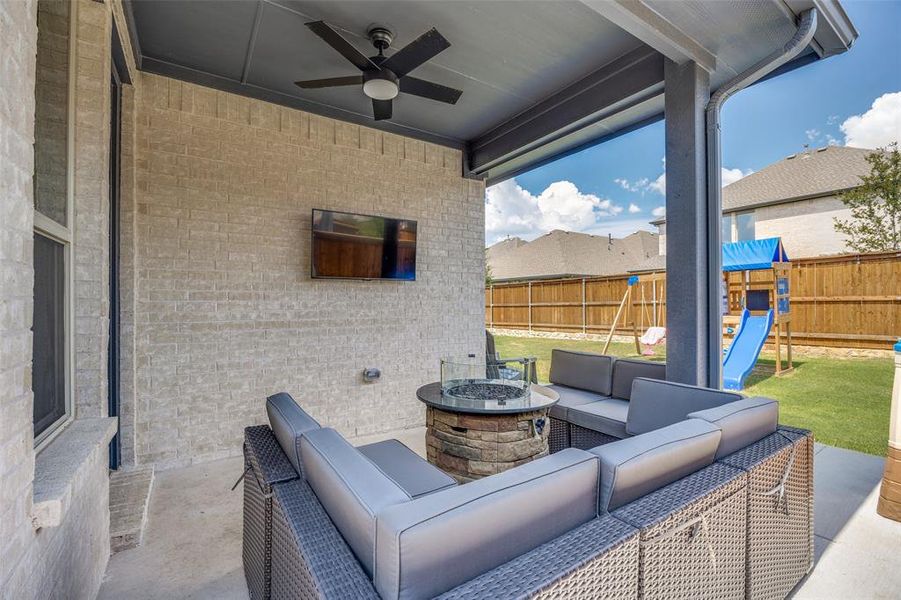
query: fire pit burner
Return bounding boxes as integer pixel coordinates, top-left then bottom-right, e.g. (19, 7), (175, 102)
(443, 382), (525, 402)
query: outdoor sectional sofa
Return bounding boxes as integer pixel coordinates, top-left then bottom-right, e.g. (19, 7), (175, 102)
(243, 372), (813, 600)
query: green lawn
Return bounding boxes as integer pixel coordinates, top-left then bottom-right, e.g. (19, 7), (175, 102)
(493, 334), (893, 456)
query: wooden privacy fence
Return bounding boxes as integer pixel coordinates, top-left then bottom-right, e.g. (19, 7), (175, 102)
(485, 251), (901, 350)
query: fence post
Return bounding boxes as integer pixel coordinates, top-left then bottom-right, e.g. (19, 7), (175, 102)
(582, 278), (587, 334)
(489, 285), (494, 329)
(528, 281), (533, 333)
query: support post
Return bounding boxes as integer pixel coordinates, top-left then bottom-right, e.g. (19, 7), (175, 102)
(664, 59), (711, 386)
(877, 340), (901, 522)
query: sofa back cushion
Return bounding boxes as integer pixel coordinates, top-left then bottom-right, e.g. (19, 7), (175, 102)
(300, 428), (411, 577)
(611, 359), (666, 401)
(625, 378), (742, 436)
(688, 397), (778, 459)
(373, 449), (599, 600)
(266, 392), (321, 475)
(590, 418), (721, 512)
(548, 349), (614, 396)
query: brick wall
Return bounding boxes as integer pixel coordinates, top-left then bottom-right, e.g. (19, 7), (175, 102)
(1, 0), (120, 596)
(755, 196), (851, 257)
(0, 0), (40, 592)
(128, 74), (485, 467)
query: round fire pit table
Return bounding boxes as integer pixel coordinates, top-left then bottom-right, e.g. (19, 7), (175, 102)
(416, 382), (559, 482)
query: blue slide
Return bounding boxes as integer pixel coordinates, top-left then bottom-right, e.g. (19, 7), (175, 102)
(723, 308), (774, 391)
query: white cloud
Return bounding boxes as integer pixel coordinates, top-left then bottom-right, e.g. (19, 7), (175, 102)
(721, 167), (750, 187)
(651, 206), (666, 218)
(841, 92), (901, 149)
(485, 179), (624, 245)
(614, 177), (649, 193)
(645, 158), (751, 196)
(628, 203), (641, 214)
(805, 128), (821, 142)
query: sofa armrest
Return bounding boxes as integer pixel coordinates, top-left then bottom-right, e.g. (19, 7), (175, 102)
(270, 479), (380, 599)
(626, 378), (742, 435)
(435, 516), (639, 600)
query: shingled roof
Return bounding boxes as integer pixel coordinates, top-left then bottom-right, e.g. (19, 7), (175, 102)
(651, 145), (875, 224)
(487, 229), (659, 281)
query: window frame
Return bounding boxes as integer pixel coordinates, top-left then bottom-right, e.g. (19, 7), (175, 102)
(33, 0), (77, 451)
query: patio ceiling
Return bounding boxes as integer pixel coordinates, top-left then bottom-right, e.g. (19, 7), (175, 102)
(123, 0), (856, 183)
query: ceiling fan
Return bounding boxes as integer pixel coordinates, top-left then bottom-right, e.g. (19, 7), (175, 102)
(295, 21), (463, 121)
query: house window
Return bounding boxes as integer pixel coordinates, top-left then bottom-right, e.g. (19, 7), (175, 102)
(721, 215), (733, 243)
(735, 211), (756, 242)
(33, 0), (73, 445)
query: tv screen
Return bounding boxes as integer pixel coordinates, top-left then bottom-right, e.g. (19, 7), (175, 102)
(311, 209), (417, 280)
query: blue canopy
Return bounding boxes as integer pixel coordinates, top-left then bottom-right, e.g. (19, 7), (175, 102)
(722, 238), (789, 272)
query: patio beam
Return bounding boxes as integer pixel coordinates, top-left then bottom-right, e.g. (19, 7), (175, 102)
(663, 59), (712, 387)
(580, 0), (716, 72)
(467, 47), (664, 176)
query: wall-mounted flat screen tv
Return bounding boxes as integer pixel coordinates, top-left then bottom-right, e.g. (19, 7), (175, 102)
(311, 209), (417, 280)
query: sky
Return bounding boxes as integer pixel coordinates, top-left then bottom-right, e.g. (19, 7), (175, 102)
(485, 0), (901, 246)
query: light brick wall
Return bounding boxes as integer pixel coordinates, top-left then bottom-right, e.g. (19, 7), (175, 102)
(1, 0), (122, 596)
(656, 197), (851, 259)
(129, 74), (485, 467)
(0, 0), (40, 592)
(754, 196), (851, 257)
(72, 0), (111, 418)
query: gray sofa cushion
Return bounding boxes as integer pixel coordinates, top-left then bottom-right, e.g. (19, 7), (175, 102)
(357, 439), (457, 498)
(590, 418), (721, 512)
(548, 350), (614, 396)
(266, 392), (321, 475)
(546, 384), (606, 420)
(300, 428), (411, 577)
(625, 378), (742, 436)
(688, 397), (779, 459)
(567, 399), (630, 439)
(373, 449), (600, 600)
(611, 359), (666, 400)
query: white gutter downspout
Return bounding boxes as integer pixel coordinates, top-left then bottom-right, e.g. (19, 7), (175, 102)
(705, 9), (818, 387)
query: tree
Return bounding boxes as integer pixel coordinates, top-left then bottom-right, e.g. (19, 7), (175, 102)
(834, 143), (901, 252)
(485, 248), (494, 287)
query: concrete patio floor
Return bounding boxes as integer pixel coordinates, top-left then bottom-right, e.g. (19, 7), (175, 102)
(98, 430), (901, 600)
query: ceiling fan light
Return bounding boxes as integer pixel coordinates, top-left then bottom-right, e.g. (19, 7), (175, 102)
(363, 78), (399, 100)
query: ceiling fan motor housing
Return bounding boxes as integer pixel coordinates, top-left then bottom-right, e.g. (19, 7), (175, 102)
(367, 25), (394, 51)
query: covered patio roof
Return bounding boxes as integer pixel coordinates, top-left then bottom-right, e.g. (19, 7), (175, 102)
(123, 0), (856, 183)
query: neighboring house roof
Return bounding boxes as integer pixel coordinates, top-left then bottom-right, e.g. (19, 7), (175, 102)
(651, 145), (875, 225)
(628, 254), (667, 274)
(487, 229), (659, 281)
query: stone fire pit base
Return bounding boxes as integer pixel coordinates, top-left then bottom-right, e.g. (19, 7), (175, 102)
(425, 406), (550, 483)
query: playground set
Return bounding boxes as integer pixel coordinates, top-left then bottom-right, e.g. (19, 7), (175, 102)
(603, 237), (793, 391)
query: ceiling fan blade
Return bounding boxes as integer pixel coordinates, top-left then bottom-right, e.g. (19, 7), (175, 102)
(400, 76), (462, 104)
(295, 75), (363, 89)
(381, 28), (450, 77)
(372, 99), (393, 121)
(305, 21), (377, 71)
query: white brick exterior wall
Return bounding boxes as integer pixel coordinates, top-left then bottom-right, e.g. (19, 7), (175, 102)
(754, 196), (851, 257)
(1, 1), (126, 597)
(0, 0), (40, 593)
(656, 196), (852, 258)
(126, 74), (486, 468)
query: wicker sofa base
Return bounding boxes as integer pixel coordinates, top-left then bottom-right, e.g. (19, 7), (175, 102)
(720, 428), (814, 600)
(569, 423), (620, 450)
(613, 463), (749, 600)
(549, 417), (570, 453)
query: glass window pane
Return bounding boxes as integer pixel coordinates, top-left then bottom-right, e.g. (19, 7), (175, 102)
(33, 234), (66, 437)
(721, 215), (732, 243)
(736, 212), (756, 242)
(34, 0), (70, 226)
